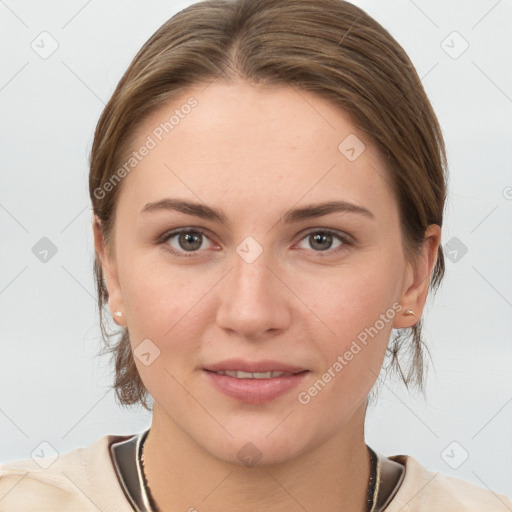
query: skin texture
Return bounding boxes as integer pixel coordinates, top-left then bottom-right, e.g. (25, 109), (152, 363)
(93, 80), (441, 511)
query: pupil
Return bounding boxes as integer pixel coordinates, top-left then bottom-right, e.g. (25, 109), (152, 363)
(311, 233), (332, 251)
(180, 232), (201, 251)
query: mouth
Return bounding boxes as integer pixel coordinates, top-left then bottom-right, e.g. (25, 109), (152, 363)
(207, 370), (304, 379)
(202, 361), (309, 403)
(204, 359), (307, 375)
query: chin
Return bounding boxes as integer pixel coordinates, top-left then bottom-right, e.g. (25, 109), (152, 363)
(207, 437), (305, 468)
(192, 417), (322, 468)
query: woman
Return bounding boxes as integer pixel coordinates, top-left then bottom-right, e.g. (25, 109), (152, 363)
(1, 0), (510, 510)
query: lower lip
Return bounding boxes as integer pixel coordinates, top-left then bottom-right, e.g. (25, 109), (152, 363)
(203, 370), (309, 404)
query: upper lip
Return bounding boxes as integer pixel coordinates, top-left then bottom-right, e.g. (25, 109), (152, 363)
(204, 359), (307, 374)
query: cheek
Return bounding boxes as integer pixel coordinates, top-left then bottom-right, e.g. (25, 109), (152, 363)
(296, 275), (396, 420)
(121, 252), (206, 327)
(124, 264), (210, 400)
(303, 260), (400, 386)
(309, 259), (399, 335)
(119, 256), (214, 376)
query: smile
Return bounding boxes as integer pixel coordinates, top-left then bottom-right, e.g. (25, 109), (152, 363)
(211, 370), (293, 379)
(203, 369), (309, 404)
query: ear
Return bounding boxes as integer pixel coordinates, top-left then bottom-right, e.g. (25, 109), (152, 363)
(393, 224), (441, 329)
(92, 213), (125, 326)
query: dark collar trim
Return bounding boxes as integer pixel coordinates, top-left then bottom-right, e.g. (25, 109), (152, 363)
(110, 429), (151, 512)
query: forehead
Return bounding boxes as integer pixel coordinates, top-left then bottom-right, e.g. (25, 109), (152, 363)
(117, 81), (397, 222)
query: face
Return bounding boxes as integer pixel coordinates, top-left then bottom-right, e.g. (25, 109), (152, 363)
(95, 80), (439, 465)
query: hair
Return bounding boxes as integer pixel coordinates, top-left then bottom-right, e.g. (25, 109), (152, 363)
(89, 0), (447, 410)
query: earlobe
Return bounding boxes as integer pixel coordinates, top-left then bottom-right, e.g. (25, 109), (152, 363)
(112, 310), (125, 327)
(393, 224), (441, 329)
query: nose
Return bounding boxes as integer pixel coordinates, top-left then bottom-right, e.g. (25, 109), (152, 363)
(215, 249), (293, 340)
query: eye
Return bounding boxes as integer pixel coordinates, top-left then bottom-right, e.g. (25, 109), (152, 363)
(157, 227), (352, 258)
(295, 228), (352, 255)
(159, 228), (214, 257)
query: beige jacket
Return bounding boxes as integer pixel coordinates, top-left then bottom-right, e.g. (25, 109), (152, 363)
(1, 433), (510, 511)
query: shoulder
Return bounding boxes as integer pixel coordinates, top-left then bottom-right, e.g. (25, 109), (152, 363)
(385, 453), (512, 511)
(0, 433), (135, 512)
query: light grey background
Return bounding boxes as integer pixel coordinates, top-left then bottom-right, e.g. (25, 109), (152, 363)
(1, 0), (511, 500)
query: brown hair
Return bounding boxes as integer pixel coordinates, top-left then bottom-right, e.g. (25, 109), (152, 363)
(90, 0), (447, 410)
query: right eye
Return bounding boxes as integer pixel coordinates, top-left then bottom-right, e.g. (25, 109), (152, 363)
(159, 228), (215, 257)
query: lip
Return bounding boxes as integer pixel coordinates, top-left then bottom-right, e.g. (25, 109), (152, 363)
(204, 359), (307, 374)
(203, 360), (309, 404)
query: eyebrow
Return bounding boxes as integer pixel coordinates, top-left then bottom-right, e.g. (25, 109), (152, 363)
(141, 198), (375, 224)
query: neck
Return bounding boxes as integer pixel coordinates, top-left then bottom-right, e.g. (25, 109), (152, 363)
(143, 402), (371, 512)
(144, 403), (371, 512)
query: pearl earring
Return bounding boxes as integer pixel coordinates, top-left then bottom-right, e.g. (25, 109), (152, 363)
(113, 311), (123, 317)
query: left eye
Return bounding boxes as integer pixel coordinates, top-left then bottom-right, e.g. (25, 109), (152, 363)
(296, 229), (350, 253)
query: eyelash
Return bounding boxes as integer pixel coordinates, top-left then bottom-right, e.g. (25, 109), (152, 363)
(156, 227), (354, 258)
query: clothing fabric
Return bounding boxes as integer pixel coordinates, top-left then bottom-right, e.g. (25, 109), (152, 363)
(0, 432), (510, 511)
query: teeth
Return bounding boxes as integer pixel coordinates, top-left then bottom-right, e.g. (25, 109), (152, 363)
(215, 370), (289, 379)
